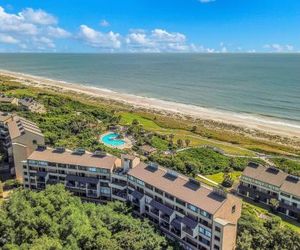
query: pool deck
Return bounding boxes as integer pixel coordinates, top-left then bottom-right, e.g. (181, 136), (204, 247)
(100, 131), (132, 149)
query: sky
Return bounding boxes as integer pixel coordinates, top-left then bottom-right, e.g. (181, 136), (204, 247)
(0, 0), (299, 53)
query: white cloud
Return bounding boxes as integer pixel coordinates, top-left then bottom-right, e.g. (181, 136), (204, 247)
(33, 36), (55, 49)
(0, 33), (19, 44)
(20, 8), (57, 25)
(0, 6), (71, 51)
(126, 28), (194, 52)
(198, 0), (216, 3)
(264, 43), (294, 52)
(47, 26), (71, 38)
(151, 29), (186, 43)
(79, 25), (121, 49)
(100, 19), (110, 27)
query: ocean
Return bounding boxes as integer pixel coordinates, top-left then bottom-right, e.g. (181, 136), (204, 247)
(0, 53), (299, 124)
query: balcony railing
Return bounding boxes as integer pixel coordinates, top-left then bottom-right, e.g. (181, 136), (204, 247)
(183, 226), (194, 237)
(161, 213), (170, 222)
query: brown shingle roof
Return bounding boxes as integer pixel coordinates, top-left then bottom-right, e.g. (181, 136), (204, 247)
(242, 164), (287, 187)
(242, 164), (300, 197)
(280, 176), (300, 198)
(28, 148), (118, 170)
(6, 116), (43, 139)
(128, 162), (228, 214)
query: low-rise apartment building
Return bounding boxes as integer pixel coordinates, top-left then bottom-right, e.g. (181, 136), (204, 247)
(0, 112), (44, 179)
(23, 146), (241, 250)
(237, 162), (300, 220)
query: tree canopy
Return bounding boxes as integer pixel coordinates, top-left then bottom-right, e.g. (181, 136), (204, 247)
(0, 185), (170, 250)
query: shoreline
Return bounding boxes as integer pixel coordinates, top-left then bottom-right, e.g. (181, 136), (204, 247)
(1, 69), (300, 139)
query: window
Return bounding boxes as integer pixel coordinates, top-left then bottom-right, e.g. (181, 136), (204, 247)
(165, 192), (174, 201)
(293, 196), (300, 202)
(145, 183), (154, 190)
(215, 226), (221, 232)
(188, 203), (199, 213)
(214, 245), (220, 250)
(137, 179), (145, 186)
(205, 230), (212, 238)
(155, 188), (163, 195)
(78, 166), (87, 171)
(176, 198), (186, 206)
(199, 226), (212, 238)
(100, 187), (111, 194)
(232, 205), (236, 214)
(32, 139), (37, 144)
(200, 209), (212, 219)
(69, 164), (76, 169)
(214, 236), (220, 242)
(281, 192), (290, 198)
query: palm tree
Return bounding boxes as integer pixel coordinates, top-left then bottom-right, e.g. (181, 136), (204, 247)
(269, 198), (279, 213)
(177, 139), (183, 148)
(185, 139), (191, 147)
(0, 181), (3, 198)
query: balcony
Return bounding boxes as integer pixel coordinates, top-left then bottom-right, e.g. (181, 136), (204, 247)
(149, 199), (174, 220)
(238, 184), (276, 202)
(181, 216), (198, 238)
(161, 213), (171, 222)
(183, 226), (194, 237)
(160, 221), (170, 230)
(150, 208), (160, 217)
(110, 181), (127, 190)
(87, 190), (99, 198)
(279, 201), (300, 214)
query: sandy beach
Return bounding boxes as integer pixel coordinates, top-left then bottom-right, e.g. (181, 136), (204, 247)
(1, 69), (300, 139)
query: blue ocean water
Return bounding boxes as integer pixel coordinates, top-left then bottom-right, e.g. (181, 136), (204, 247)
(0, 53), (299, 124)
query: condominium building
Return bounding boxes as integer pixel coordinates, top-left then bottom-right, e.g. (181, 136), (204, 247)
(0, 112), (45, 179)
(24, 146), (241, 250)
(237, 162), (300, 220)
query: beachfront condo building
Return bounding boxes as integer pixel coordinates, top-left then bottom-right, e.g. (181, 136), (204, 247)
(237, 162), (300, 221)
(23, 147), (241, 250)
(0, 112), (45, 180)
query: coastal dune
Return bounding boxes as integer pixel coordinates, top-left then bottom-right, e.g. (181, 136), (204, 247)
(1, 69), (300, 139)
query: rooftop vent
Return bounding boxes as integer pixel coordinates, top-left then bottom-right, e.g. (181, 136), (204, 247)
(248, 162), (259, 168)
(184, 178), (201, 191)
(164, 170), (178, 181)
(93, 150), (106, 157)
(213, 186), (227, 198)
(286, 175), (299, 183)
(266, 167), (279, 175)
(73, 148), (85, 155)
(146, 162), (158, 172)
(54, 147), (65, 153)
(37, 145), (47, 151)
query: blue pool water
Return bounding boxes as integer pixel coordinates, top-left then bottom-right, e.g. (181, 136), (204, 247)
(101, 133), (125, 147)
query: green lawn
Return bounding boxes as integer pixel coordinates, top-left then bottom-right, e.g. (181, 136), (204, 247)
(206, 171), (242, 184)
(119, 111), (256, 156)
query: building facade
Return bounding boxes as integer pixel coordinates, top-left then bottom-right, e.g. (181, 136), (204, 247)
(0, 112), (44, 179)
(23, 146), (241, 250)
(237, 162), (300, 220)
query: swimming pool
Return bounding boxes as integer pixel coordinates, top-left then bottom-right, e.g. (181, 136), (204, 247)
(101, 133), (126, 147)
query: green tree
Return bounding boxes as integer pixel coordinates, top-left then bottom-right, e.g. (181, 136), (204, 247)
(0, 185), (168, 250)
(191, 125), (197, 132)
